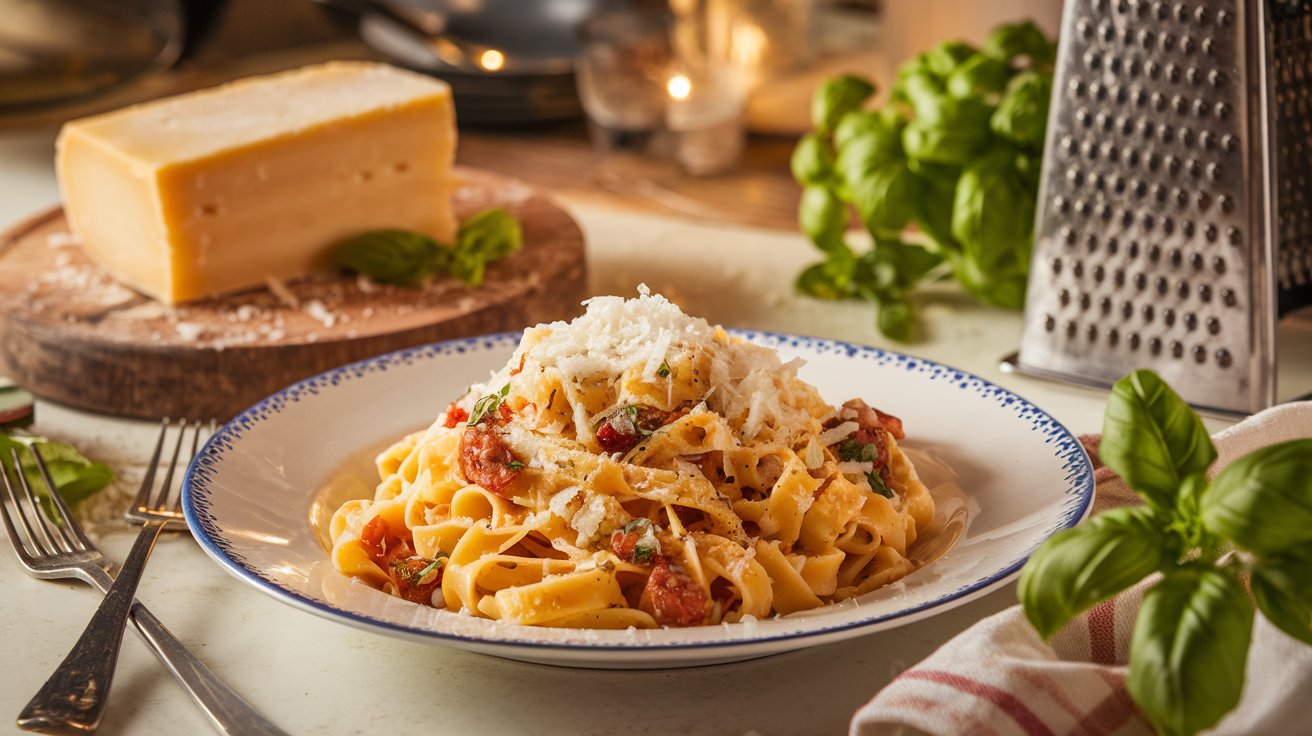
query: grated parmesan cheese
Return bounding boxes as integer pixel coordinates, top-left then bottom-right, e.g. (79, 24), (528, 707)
(818, 421), (859, 446)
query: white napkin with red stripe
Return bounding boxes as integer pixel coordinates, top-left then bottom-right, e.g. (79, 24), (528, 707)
(851, 402), (1312, 736)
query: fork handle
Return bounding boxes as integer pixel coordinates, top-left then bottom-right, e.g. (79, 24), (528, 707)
(19, 522), (165, 734)
(125, 600), (290, 735)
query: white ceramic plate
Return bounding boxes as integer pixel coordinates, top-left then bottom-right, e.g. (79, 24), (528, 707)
(184, 331), (1093, 669)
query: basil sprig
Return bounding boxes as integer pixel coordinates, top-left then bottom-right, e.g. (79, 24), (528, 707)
(791, 21), (1056, 340)
(333, 207), (523, 288)
(0, 431), (114, 513)
(1019, 369), (1312, 735)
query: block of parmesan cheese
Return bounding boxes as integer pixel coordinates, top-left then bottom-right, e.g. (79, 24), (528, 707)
(56, 62), (457, 304)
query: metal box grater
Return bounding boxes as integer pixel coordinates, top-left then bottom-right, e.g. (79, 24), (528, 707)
(1010, 0), (1312, 415)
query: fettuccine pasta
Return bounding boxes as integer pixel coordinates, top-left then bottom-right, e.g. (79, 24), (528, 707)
(329, 291), (934, 628)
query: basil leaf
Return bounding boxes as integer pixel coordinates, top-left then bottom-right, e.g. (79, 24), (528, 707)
(1200, 438), (1312, 553)
(1100, 370), (1217, 514)
(951, 148), (1035, 272)
(850, 160), (920, 237)
(334, 230), (447, 287)
(1019, 506), (1171, 639)
(984, 20), (1056, 66)
(0, 433), (114, 511)
(1128, 567), (1252, 736)
(946, 55), (1010, 99)
(811, 74), (876, 134)
(798, 185), (848, 251)
(790, 133), (835, 186)
(1252, 543), (1312, 645)
(867, 471), (894, 498)
(991, 72), (1053, 149)
(875, 294), (914, 342)
(835, 132), (904, 193)
(833, 108), (904, 154)
(952, 246), (1028, 309)
(452, 207), (522, 287)
(923, 41), (977, 78)
(901, 119), (991, 166)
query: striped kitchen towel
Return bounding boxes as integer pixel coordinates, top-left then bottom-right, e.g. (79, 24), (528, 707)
(851, 401), (1312, 736)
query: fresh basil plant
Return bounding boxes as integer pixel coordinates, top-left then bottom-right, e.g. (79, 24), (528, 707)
(1020, 369), (1312, 735)
(791, 21), (1056, 340)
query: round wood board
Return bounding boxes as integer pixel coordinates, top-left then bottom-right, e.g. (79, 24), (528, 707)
(0, 168), (587, 420)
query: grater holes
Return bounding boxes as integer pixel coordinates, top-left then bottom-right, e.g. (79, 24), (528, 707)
(1193, 5), (1207, 24)
(1215, 101), (1231, 119)
(1113, 269), (1126, 287)
(1162, 307), (1176, 327)
(1227, 227), (1241, 246)
(1142, 304), (1156, 322)
(1129, 332), (1142, 350)
(1152, 183), (1168, 203)
(1050, 257), (1063, 274)
(1206, 316), (1221, 335)
(1159, 31), (1176, 52)
(1165, 62), (1181, 83)
(1059, 288), (1071, 307)
(1216, 349), (1232, 368)
(1107, 236), (1120, 255)
(1101, 295), (1114, 314)
(1187, 158), (1202, 178)
(1086, 232), (1100, 251)
(1075, 198), (1092, 217)
(1107, 327), (1120, 346)
(1065, 320), (1078, 338)
(1204, 223), (1219, 242)
(1168, 249), (1183, 267)
(1151, 91), (1167, 111)
(1221, 287), (1237, 307)
(1198, 283), (1213, 302)
(1152, 1), (1168, 21)
(1128, 241), (1141, 259)
(1054, 194), (1070, 214)
(1172, 94), (1188, 114)
(1148, 243), (1162, 262)
(1138, 29), (1155, 50)
(1180, 35), (1195, 54)
(1200, 130), (1214, 150)
(1186, 66), (1201, 85)
(1192, 98), (1209, 117)
(1183, 312), (1198, 330)
(1084, 51), (1102, 70)
(1076, 108), (1094, 127)
(1122, 299), (1135, 318)
(1181, 219), (1195, 237)
(1190, 251), (1205, 270)
(1086, 324), (1099, 342)
(1173, 187), (1189, 208)
(1170, 341), (1184, 359)
(1196, 191), (1211, 211)
(1212, 256), (1226, 275)
(1171, 2), (1186, 22)
(1043, 314), (1056, 332)
(1177, 279), (1190, 299)
(1208, 163), (1223, 181)
(1092, 266), (1106, 284)
(1081, 291), (1093, 310)
(1149, 337), (1163, 355)
(1192, 345), (1207, 364)
(1178, 128), (1194, 147)
(1156, 274), (1171, 294)
(1161, 216), (1175, 235)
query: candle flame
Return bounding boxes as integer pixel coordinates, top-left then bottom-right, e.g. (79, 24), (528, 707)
(480, 49), (505, 72)
(667, 74), (692, 100)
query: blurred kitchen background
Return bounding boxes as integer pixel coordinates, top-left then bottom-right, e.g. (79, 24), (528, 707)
(0, 0), (1062, 229)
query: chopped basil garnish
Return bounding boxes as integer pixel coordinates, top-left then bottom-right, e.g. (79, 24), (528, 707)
(468, 384), (510, 425)
(838, 439), (877, 463)
(657, 361), (671, 378)
(506, 460), (525, 471)
(414, 553), (448, 581)
(867, 472), (893, 498)
(619, 518), (660, 562)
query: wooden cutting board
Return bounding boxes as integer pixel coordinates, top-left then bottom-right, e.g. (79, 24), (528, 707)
(0, 168), (587, 420)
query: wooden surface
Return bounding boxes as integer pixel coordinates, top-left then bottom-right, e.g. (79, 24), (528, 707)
(0, 168), (586, 420)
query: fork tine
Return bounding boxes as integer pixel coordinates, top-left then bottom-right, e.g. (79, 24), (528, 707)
(135, 419), (172, 511)
(0, 460), (38, 564)
(7, 447), (61, 555)
(153, 418), (189, 509)
(31, 443), (96, 553)
(177, 420), (206, 509)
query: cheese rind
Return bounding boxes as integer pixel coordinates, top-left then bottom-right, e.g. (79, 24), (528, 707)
(56, 62), (457, 304)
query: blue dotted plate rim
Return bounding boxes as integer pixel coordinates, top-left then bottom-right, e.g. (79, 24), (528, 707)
(183, 329), (1094, 653)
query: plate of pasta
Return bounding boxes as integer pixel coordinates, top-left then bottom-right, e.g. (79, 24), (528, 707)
(184, 291), (1093, 668)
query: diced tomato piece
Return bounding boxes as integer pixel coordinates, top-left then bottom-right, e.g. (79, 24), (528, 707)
(458, 422), (522, 496)
(388, 557), (444, 605)
(443, 402), (470, 428)
(644, 556), (710, 627)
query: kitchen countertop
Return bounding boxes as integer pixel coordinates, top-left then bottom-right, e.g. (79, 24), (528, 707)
(1, 104), (1308, 735)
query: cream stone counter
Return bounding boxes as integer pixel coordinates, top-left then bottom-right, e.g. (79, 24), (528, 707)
(0, 130), (1302, 735)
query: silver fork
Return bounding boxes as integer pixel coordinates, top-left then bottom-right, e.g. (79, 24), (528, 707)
(0, 420), (288, 736)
